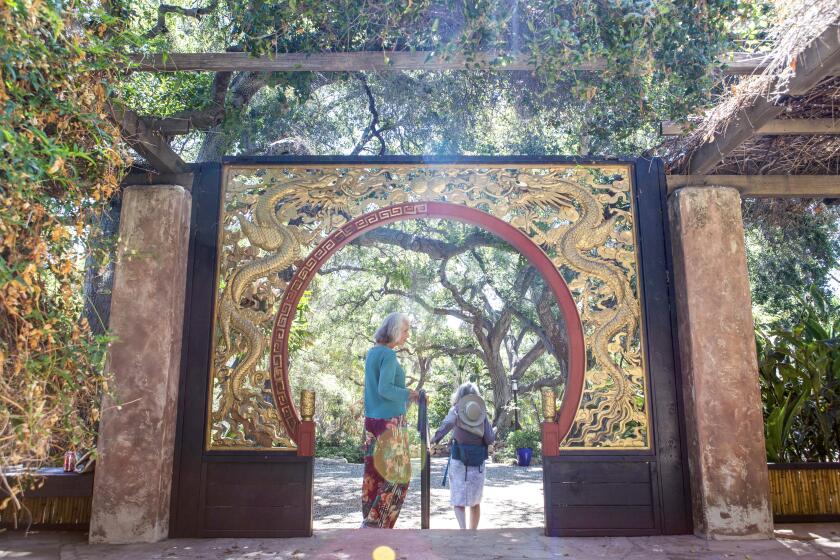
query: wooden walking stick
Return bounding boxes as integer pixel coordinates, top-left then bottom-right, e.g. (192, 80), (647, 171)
(418, 389), (431, 529)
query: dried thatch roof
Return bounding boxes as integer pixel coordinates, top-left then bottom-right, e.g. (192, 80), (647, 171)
(666, 1), (840, 176)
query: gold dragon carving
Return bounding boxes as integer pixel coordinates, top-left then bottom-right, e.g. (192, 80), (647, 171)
(208, 165), (647, 450)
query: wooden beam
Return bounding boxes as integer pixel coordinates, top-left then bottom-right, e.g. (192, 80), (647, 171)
(686, 97), (784, 175)
(667, 175), (840, 198)
(130, 51), (591, 72)
(788, 24), (840, 95)
(661, 118), (840, 136)
(128, 50), (767, 74)
(687, 24), (840, 175)
(718, 52), (771, 75)
(108, 103), (186, 174)
(121, 171), (194, 189)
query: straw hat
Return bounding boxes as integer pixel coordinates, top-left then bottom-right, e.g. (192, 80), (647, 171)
(456, 394), (487, 437)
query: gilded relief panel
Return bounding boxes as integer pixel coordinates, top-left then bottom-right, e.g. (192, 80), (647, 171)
(208, 164), (648, 450)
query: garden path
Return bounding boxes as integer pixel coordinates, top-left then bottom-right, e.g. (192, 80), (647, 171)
(314, 457), (543, 529)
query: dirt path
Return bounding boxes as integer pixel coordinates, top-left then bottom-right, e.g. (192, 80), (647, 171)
(314, 457), (543, 529)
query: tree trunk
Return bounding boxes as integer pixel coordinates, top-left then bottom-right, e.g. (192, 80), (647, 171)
(485, 349), (513, 435)
(415, 355), (432, 390)
(82, 195), (122, 335)
(196, 72), (268, 162)
(536, 285), (570, 380)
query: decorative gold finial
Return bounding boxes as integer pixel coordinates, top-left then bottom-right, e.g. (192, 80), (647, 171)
(540, 387), (556, 422)
(300, 389), (316, 421)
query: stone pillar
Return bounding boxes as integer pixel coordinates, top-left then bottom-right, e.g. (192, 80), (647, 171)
(89, 185), (191, 544)
(669, 186), (773, 539)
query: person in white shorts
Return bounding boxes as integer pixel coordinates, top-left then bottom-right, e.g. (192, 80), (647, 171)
(431, 382), (495, 529)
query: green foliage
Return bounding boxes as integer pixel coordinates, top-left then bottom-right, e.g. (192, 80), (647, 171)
(0, 0), (129, 504)
(756, 287), (840, 462)
(428, 390), (454, 430)
(289, 290), (315, 354)
(505, 428), (541, 451)
(122, 71), (214, 117)
(231, 0), (739, 122)
(121, 1), (775, 160)
(315, 434), (364, 463)
(746, 200), (840, 326)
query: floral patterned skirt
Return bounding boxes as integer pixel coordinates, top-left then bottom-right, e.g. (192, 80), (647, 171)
(361, 415), (411, 528)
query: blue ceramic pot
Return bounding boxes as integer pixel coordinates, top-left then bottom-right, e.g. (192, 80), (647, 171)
(516, 447), (533, 467)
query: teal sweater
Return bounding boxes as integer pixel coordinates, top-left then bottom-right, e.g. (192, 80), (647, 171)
(364, 345), (409, 419)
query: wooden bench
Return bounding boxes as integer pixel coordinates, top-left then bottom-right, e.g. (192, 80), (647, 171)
(1, 468), (93, 530)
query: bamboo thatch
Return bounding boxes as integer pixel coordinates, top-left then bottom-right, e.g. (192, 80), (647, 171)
(666, 1), (840, 175)
(0, 496), (91, 530)
(769, 466), (840, 517)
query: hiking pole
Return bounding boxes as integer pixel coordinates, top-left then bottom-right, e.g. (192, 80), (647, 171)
(417, 389), (430, 529)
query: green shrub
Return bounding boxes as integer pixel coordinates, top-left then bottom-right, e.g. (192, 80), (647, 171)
(428, 390), (453, 430)
(505, 428), (541, 451)
(756, 287), (840, 463)
(316, 436), (365, 463)
(1, 0), (129, 508)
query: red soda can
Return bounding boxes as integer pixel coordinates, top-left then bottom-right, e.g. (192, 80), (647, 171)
(63, 451), (76, 472)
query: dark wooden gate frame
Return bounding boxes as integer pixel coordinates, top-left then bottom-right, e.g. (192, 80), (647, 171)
(540, 157), (691, 536)
(169, 156), (691, 538)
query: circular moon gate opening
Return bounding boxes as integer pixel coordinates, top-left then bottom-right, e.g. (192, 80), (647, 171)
(270, 202), (586, 445)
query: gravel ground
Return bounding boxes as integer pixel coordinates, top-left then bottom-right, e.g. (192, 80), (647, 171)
(314, 457), (543, 530)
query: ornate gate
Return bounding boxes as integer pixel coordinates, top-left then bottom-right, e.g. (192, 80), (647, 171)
(170, 157), (690, 537)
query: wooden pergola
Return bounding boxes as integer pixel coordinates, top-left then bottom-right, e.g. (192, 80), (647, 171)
(120, 15), (840, 202)
(119, 27), (840, 197)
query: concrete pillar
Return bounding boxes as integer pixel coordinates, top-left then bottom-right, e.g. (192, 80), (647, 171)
(89, 185), (191, 544)
(669, 186), (773, 540)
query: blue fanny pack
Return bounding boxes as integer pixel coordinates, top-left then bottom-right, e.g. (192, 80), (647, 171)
(442, 441), (488, 485)
(450, 441), (488, 467)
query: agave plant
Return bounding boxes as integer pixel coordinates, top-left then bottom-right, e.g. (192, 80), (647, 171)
(756, 286), (840, 463)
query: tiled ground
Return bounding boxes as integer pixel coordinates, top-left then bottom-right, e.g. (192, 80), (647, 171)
(1, 524), (838, 559)
(3, 459), (837, 559)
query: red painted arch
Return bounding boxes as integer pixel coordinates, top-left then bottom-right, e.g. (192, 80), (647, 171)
(269, 201), (585, 452)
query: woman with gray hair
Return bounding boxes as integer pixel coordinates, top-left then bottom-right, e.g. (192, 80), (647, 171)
(360, 312), (418, 528)
(431, 382), (495, 529)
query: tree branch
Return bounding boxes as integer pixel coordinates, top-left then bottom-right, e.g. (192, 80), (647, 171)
(334, 287), (382, 317)
(490, 265), (536, 351)
(519, 375), (564, 394)
(512, 340), (546, 380)
(318, 264), (370, 275)
(415, 344), (484, 360)
(144, 1), (219, 39)
(143, 71), (232, 136)
(534, 285), (569, 374)
(438, 257), (484, 320)
(510, 307), (558, 359)
(379, 287), (475, 324)
(352, 227), (504, 259)
(197, 72), (269, 161)
(351, 73), (386, 156)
